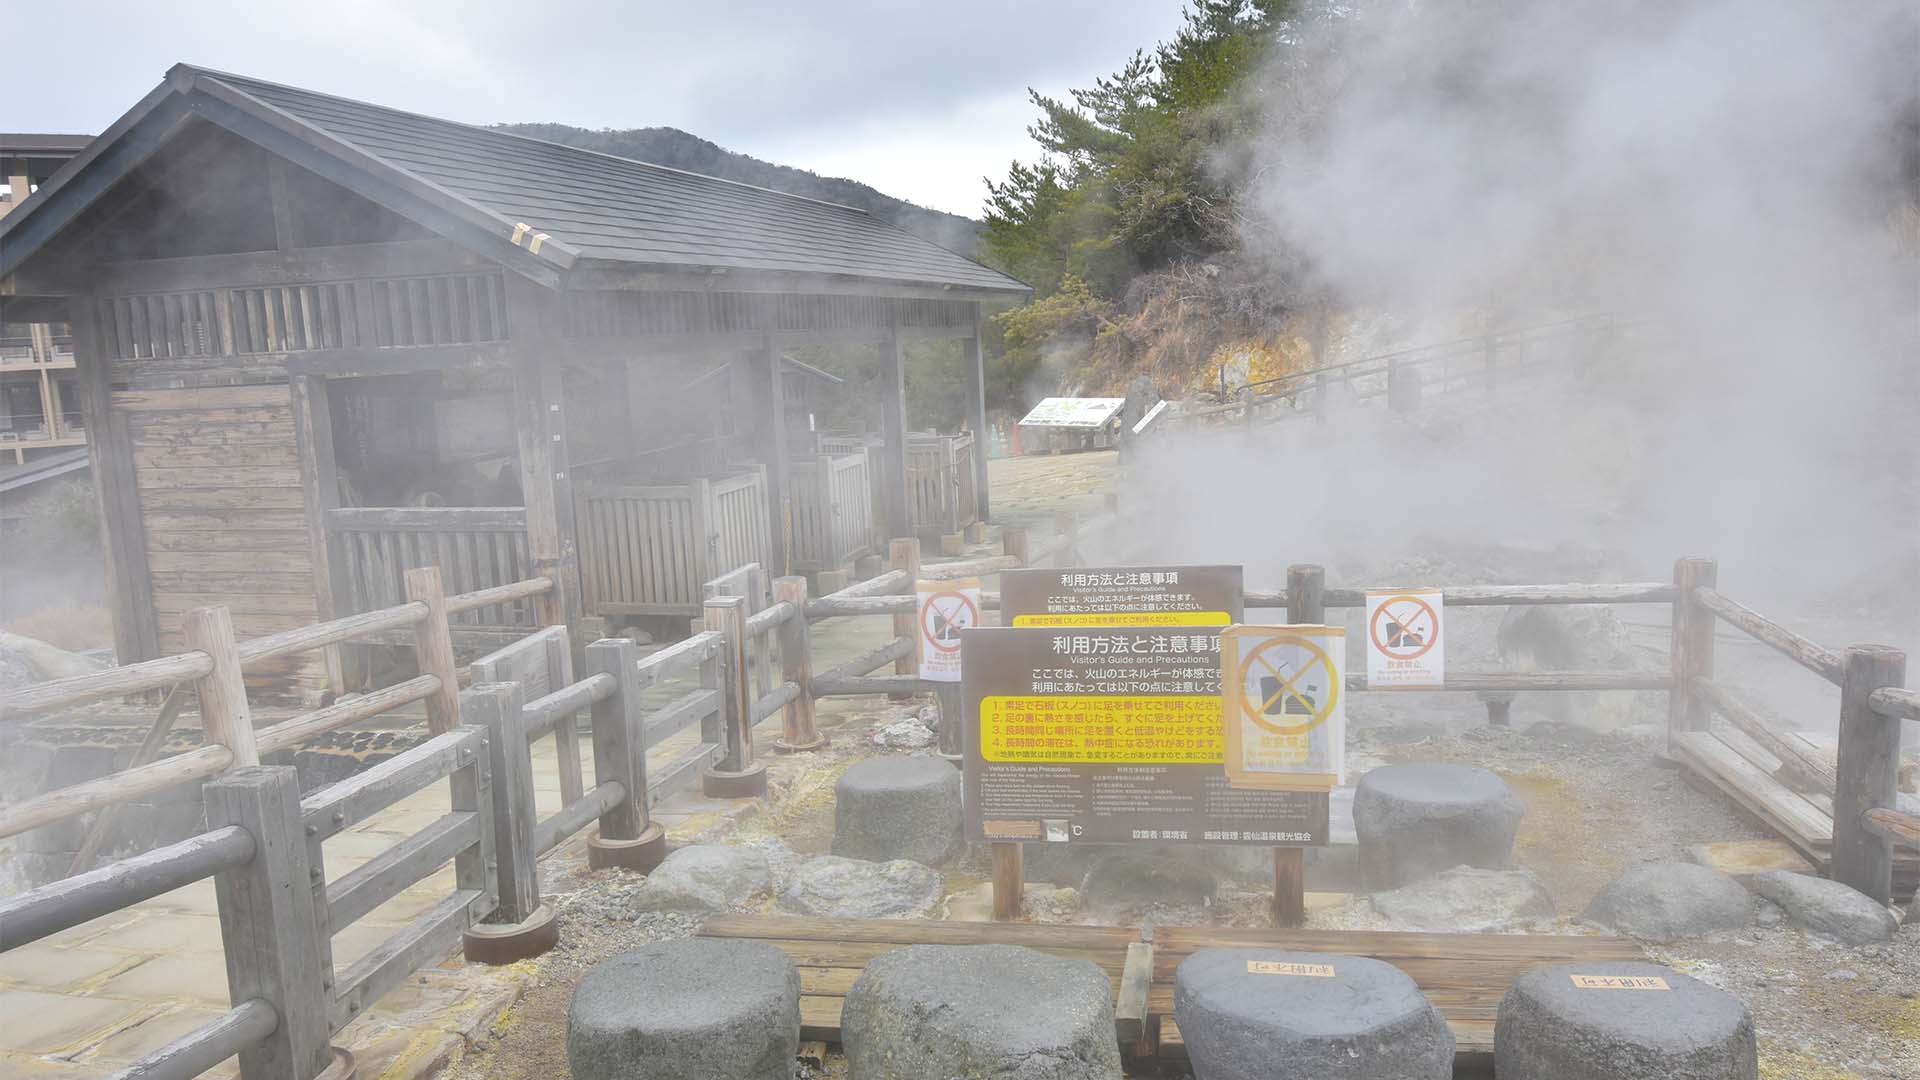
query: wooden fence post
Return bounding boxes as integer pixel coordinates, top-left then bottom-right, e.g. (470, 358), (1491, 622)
(1272, 563), (1326, 928)
(992, 839), (1024, 922)
(183, 606), (259, 769)
(203, 766), (334, 1080)
(405, 566), (462, 735)
(1002, 526), (1031, 570)
(1053, 510), (1078, 568)
(1668, 557), (1717, 754)
(585, 638), (667, 871)
(889, 538), (921, 696)
(773, 576), (825, 752)
(460, 682), (557, 964)
(703, 597), (769, 798)
(1832, 644), (1907, 904)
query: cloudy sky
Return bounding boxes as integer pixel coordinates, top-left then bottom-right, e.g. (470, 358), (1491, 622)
(3, 0), (1192, 218)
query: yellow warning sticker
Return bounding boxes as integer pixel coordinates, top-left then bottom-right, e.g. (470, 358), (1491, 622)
(1569, 975), (1670, 990)
(978, 695), (1222, 764)
(1011, 610), (1233, 628)
(1247, 961), (1335, 977)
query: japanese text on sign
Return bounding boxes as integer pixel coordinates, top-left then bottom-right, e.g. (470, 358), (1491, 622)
(1000, 565), (1242, 628)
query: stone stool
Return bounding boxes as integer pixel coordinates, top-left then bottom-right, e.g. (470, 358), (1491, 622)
(842, 944), (1122, 1079)
(1495, 961), (1757, 1080)
(1354, 763), (1523, 889)
(832, 756), (962, 864)
(568, 938), (800, 1080)
(1174, 948), (1453, 1080)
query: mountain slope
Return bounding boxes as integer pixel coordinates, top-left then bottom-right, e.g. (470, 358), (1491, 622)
(493, 123), (983, 257)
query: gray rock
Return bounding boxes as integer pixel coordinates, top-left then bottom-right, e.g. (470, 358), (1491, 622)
(1745, 871), (1898, 945)
(568, 938), (800, 1080)
(1081, 852), (1217, 917)
(842, 944), (1122, 1079)
(866, 715), (936, 749)
(1371, 865), (1557, 931)
(1495, 961), (1757, 1080)
(777, 855), (943, 919)
(1353, 763), (1523, 889)
(1580, 862), (1752, 940)
(1174, 948), (1453, 1080)
(832, 756), (962, 864)
(630, 844), (770, 914)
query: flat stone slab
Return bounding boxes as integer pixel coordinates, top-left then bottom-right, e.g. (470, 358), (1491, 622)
(630, 844), (770, 914)
(832, 756), (963, 864)
(1745, 871), (1898, 945)
(1495, 961), (1757, 1080)
(777, 855), (944, 919)
(1354, 763), (1523, 889)
(568, 938), (799, 1080)
(1174, 948), (1453, 1080)
(1370, 865), (1556, 932)
(1580, 862), (1751, 941)
(842, 943), (1122, 1079)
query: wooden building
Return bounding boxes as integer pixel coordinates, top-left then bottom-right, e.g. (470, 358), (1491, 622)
(0, 65), (1026, 693)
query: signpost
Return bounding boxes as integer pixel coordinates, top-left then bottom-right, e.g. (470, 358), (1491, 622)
(999, 565), (1242, 628)
(1365, 588), (1445, 689)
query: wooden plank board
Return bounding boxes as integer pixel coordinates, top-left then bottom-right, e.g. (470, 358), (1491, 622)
(1674, 730), (1834, 846)
(113, 385), (292, 411)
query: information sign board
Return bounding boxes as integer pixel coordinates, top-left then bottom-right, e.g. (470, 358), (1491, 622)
(999, 565), (1243, 628)
(1220, 625), (1346, 792)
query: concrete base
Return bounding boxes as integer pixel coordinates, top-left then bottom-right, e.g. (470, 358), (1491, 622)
(938, 532), (966, 556)
(773, 733), (830, 753)
(587, 822), (669, 872)
(964, 521), (990, 544)
(816, 569), (851, 594)
(463, 903), (560, 965)
(703, 761), (770, 798)
(854, 554), (884, 579)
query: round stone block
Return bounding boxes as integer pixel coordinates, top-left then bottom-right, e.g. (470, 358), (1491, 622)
(568, 938), (800, 1080)
(842, 944), (1122, 1080)
(1495, 961), (1757, 1080)
(1174, 948), (1454, 1080)
(832, 756), (963, 864)
(1354, 763), (1523, 889)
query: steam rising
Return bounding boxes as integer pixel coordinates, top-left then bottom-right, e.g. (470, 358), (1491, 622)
(1134, 0), (1919, 621)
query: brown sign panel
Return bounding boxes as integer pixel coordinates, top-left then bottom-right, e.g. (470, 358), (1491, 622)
(961, 626), (1328, 847)
(999, 565), (1244, 628)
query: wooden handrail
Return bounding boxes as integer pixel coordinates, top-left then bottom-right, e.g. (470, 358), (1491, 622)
(0, 651), (213, 721)
(447, 575), (553, 616)
(1693, 586), (1842, 684)
(1869, 686), (1920, 722)
(1862, 807), (1920, 849)
(0, 744), (234, 840)
(255, 676), (443, 756)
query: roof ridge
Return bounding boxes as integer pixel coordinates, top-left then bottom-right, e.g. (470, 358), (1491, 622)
(172, 63), (881, 220)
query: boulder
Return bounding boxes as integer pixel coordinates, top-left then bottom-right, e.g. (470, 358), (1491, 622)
(1080, 852), (1217, 917)
(777, 855), (943, 919)
(568, 938), (800, 1080)
(1495, 961), (1757, 1080)
(841, 944), (1122, 1080)
(629, 844), (770, 914)
(832, 756), (963, 864)
(1174, 948), (1453, 1080)
(1371, 865), (1556, 932)
(1745, 871), (1898, 945)
(1353, 763), (1523, 889)
(866, 714), (936, 749)
(1580, 862), (1751, 940)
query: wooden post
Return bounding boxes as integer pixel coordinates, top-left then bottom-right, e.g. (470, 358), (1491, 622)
(404, 566), (462, 735)
(460, 682), (558, 964)
(991, 841), (1024, 922)
(182, 606), (259, 768)
(966, 304), (992, 523)
(877, 305), (912, 539)
(703, 596), (769, 797)
(935, 683), (964, 763)
(1668, 557), (1717, 753)
(1002, 527), (1031, 570)
(772, 576), (825, 752)
(1053, 510), (1077, 568)
(890, 537), (922, 687)
(1832, 644), (1906, 904)
(584, 638), (666, 871)
(507, 277), (582, 636)
(71, 295), (160, 664)
(290, 373), (350, 692)
(1274, 563), (1325, 928)
(753, 324), (792, 576)
(203, 766), (334, 1080)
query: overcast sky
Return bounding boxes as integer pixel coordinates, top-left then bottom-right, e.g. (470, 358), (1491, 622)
(3, 0), (1192, 218)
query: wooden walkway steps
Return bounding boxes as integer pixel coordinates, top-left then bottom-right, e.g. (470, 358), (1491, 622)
(697, 916), (1646, 1070)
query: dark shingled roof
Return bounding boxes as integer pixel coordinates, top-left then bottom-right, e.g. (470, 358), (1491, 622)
(188, 66), (1026, 294)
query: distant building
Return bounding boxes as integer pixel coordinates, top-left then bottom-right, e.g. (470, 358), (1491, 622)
(1, 134), (92, 465)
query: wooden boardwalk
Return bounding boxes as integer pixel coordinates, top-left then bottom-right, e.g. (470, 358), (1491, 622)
(698, 916), (1645, 1069)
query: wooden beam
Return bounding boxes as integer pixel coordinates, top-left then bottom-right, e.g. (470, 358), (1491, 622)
(752, 319), (791, 575)
(562, 263), (1027, 304)
(267, 158), (302, 251)
(877, 304), (911, 538)
(98, 240), (494, 295)
(506, 277), (581, 631)
(289, 374), (346, 689)
(966, 302), (991, 522)
(284, 342), (512, 378)
(70, 295), (160, 663)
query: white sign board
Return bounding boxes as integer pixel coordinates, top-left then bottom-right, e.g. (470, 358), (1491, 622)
(917, 578), (982, 682)
(1132, 398), (1170, 435)
(1017, 397), (1126, 429)
(1220, 625), (1346, 791)
(1365, 589), (1445, 689)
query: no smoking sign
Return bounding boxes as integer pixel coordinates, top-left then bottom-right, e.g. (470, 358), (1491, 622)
(917, 578), (981, 682)
(1365, 588), (1445, 688)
